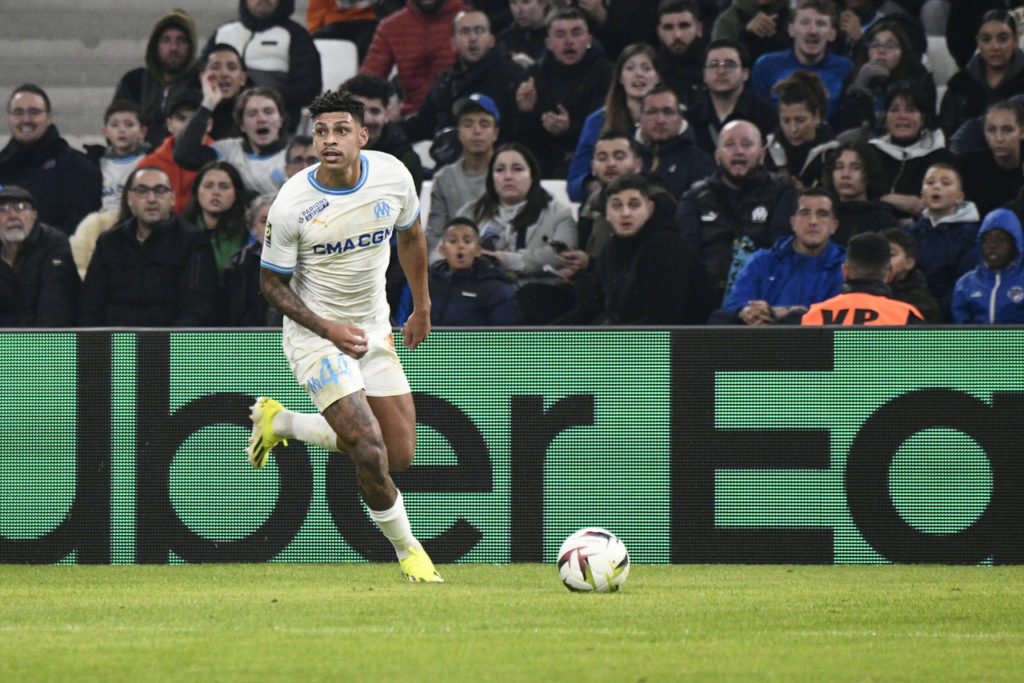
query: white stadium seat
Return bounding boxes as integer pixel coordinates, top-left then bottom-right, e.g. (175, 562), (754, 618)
(314, 38), (359, 93)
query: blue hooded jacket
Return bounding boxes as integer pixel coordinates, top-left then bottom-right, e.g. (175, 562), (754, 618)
(952, 208), (1024, 323)
(722, 235), (846, 313)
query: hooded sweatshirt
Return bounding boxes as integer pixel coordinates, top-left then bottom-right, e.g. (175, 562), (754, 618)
(952, 208), (1024, 324)
(113, 9), (200, 148)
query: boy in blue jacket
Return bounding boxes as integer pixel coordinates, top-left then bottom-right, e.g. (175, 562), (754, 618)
(952, 208), (1024, 324)
(427, 217), (523, 326)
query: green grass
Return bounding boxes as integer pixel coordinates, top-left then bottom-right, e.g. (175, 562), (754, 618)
(1, 564), (1023, 682)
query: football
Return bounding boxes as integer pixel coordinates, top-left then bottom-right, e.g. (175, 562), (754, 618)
(557, 527), (630, 592)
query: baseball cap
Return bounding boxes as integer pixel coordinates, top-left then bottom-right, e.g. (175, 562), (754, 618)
(453, 93), (500, 123)
(0, 185), (35, 207)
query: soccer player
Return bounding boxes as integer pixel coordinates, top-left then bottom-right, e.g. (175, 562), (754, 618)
(247, 89), (441, 583)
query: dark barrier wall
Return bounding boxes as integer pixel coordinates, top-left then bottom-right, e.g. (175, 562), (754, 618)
(1, 329), (1020, 565)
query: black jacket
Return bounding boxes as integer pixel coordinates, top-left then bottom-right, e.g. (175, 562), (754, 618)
(0, 125), (102, 236)
(834, 199), (899, 247)
(657, 38), (707, 109)
(428, 255), (523, 326)
(223, 240), (282, 326)
(80, 215), (220, 326)
(685, 88), (778, 158)
(0, 223), (80, 327)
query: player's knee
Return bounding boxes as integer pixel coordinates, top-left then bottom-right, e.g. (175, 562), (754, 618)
(388, 438), (415, 471)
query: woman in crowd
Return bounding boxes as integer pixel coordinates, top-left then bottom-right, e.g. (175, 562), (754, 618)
(821, 139), (898, 245)
(939, 9), (1024, 139)
(838, 20), (933, 134)
(764, 70), (835, 189)
(181, 160), (251, 281)
(223, 192), (282, 326)
(566, 43), (662, 203)
(458, 142), (578, 323)
(869, 80), (953, 219)
(955, 100), (1024, 218)
(174, 84), (288, 196)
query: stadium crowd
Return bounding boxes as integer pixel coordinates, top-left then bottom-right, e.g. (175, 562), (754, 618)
(7, 0), (1024, 327)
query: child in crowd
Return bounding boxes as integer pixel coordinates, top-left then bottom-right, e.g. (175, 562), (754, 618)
(426, 217), (523, 326)
(883, 228), (942, 322)
(904, 163), (980, 319)
(84, 100), (150, 212)
(952, 208), (1024, 324)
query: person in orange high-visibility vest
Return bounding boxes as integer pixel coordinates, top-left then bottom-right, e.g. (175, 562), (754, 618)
(801, 231), (924, 325)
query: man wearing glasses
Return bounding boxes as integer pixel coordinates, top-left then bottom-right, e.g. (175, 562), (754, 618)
(683, 39), (777, 156)
(0, 84), (102, 236)
(0, 185), (80, 326)
(79, 166), (219, 326)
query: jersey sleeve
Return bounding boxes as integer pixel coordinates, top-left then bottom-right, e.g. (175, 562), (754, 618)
(393, 161), (421, 231)
(260, 196), (299, 274)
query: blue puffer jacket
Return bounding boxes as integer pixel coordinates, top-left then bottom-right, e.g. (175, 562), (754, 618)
(952, 208), (1024, 324)
(722, 235), (845, 312)
(428, 255), (523, 326)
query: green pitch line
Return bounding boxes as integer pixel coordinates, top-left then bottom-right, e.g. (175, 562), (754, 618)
(0, 564), (1022, 681)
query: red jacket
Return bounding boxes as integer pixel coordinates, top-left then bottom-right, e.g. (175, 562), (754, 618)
(359, 0), (466, 115)
(137, 135), (211, 215)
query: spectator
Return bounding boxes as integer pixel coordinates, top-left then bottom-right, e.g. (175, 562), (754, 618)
(883, 226), (942, 322)
(174, 85), (289, 196)
(713, 186), (845, 324)
(198, 44), (249, 141)
(0, 84), (102, 236)
(69, 203), (123, 280)
(944, 1), (1008, 70)
(801, 230), (924, 324)
(497, 0), (551, 67)
(111, 9), (200, 148)
(283, 134), (317, 179)
(952, 208), (1024, 324)
(84, 100), (150, 213)
(635, 86), (716, 199)
(360, 0), (467, 116)
(575, 0), (661, 62)
(428, 216), (524, 324)
(938, 9), (1024, 139)
(511, 7), (614, 178)
(838, 19), (933, 133)
(399, 8), (525, 168)
(764, 70), (835, 189)
(306, 0), (378, 61)
(905, 162), (980, 318)
(677, 119), (797, 309)
(750, 0), (854, 124)
(836, 0), (926, 58)
(684, 39), (777, 156)
(557, 173), (707, 324)
(206, 0), (321, 133)
(567, 43), (663, 203)
(0, 186), (80, 327)
(561, 131), (647, 280)
(427, 94), (500, 254)
(956, 101), (1024, 218)
(457, 142), (578, 322)
(224, 193), (283, 326)
(711, 0), (793, 65)
(820, 139), (898, 245)
(655, 0), (709, 108)
(136, 89), (208, 215)
(180, 160), (252, 281)
(80, 166), (219, 326)
(869, 79), (953, 218)
(342, 75), (423, 193)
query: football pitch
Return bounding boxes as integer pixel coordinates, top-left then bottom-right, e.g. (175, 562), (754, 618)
(1, 564), (1022, 681)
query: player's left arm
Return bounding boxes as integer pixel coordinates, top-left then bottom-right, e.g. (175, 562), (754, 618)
(396, 215), (431, 350)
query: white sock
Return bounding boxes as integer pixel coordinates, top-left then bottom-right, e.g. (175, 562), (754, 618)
(367, 490), (421, 560)
(272, 410), (339, 451)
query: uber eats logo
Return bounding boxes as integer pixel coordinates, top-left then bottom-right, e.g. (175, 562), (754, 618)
(2, 330), (1024, 565)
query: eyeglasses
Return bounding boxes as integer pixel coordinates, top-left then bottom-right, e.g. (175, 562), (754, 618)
(8, 108), (47, 118)
(129, 185), (173, 197)
(456, 25), (489, 36)
(0, 201), (31, 214)
(704, 60), (740, 71)
(288, 156), (319, 166)
(643, 107), (680, 118)
(868, 41), (900, 51)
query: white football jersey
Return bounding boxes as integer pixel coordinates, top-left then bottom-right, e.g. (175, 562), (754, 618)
(262, 151), (420, 344)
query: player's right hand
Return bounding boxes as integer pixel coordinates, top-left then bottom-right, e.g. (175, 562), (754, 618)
(326, 321), (369, 359)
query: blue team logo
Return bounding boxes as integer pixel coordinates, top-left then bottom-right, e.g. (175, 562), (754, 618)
(374, 200), (391, 219)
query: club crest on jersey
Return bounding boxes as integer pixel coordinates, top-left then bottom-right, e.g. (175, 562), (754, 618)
(298, 198), (329, 224)
(373, 200), (391, 219)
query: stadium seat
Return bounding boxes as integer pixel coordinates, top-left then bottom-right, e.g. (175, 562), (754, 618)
(925, 35), (958, 88)
(314, 38), (359, 93)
